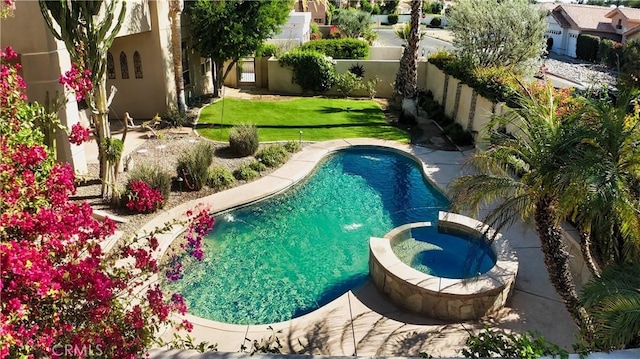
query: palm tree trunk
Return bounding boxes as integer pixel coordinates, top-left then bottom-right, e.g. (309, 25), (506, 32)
(580, 231), (601, 278)
(534, 196), (590, 330)
(393, 0), (421, 122)
(169, 0), (187, 116)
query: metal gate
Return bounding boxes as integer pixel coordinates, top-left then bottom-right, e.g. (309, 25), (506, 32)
(239, 57), (256, 85)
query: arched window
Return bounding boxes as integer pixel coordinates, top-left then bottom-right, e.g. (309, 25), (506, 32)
(120, 51), (129, 79)
(107, 52), (116, 79)
(133, 51), (143, 79)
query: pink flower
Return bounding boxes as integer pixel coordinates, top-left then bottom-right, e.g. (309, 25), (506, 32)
(68, 123), (90, 145)
(125, 180), (163, 213)
(0, 46), (17, 60)
(59, 63), (93, 101)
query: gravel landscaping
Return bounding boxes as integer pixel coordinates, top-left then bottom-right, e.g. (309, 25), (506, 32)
(544, 53), (618, 88)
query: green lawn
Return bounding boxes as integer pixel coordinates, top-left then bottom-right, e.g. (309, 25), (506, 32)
(196, 97), (409, 142)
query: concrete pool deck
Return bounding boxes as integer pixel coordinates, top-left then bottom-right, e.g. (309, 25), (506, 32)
(143, 138), (578, 358)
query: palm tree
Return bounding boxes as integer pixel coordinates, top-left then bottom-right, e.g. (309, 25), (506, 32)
(393, 0), (421, 122)
(448, 82), (592, 330)
(562, 92), (640, 273)
(169, 0), (187, 117)
(581, 263), (640, 349)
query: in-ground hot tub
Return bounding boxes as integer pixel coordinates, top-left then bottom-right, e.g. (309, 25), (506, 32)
(369, 212), (518, 321)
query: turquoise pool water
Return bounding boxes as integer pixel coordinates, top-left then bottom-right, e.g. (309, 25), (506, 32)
(165, 148), (450, 324)
(391, 226), (496, 279)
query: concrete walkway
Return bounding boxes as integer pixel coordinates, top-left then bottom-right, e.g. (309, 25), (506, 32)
(141, 139), (578, 358)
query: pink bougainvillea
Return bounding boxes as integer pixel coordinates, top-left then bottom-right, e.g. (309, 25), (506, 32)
(59, 62), (93, 102)
(125, 180), (164, 213)
(1, 44), (215, 358)
(68, 122), (91, 145)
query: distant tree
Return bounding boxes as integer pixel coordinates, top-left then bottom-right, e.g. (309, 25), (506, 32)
(332, 8), (373, 38)
(188, 0), (293, 97)
(447, 0), (547, 74)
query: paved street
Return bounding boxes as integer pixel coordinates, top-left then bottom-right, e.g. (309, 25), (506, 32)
(373, 28), (453, 57)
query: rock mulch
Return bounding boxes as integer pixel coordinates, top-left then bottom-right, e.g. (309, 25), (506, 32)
(544, 53), (618, 88)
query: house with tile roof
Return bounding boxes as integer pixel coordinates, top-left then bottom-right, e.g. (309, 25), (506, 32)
(605, 6), (640, 42)
(543, 4), (619, 58)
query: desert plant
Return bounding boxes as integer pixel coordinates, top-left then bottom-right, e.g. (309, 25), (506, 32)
(365, 76), (381, 99)
(255, 145), (288, 167)
(349, 63), (365, 78)
(249, 159), (267, 173)
(128, 164), (173, 207)
(206, 166), (235, 191)
(233, 163), (259, 181)
(332, 8), (373, 38)
(447, 0), (547, 74)
(283, 140), (301, 153)
(334, 72), (363, 97)
(176, 142), (214, 191)
(163, 106), (187, 128)
(229, 123), (259, 156)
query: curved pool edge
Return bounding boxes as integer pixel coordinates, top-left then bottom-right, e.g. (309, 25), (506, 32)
(369, 212), (519, 321)
(137, 138), (469, 341)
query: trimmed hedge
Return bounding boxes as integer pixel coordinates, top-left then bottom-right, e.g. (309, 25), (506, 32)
(387, 14), (398, 25)
(576, 34), (599, 62)
(428, 51), (519, 105)
(279, 50), (336, 93)
(299, 38), (369, 59)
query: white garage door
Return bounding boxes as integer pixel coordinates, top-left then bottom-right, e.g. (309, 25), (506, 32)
(567, 31), (579, 58)
(546, 28), (563, 54)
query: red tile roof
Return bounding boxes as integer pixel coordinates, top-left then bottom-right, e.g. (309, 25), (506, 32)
(605, 7), (640, 21)
(553, 4), (616, 32)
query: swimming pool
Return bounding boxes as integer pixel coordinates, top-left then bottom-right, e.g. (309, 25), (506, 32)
(164, 148), (450, 325)
(391, 225), (496, 279)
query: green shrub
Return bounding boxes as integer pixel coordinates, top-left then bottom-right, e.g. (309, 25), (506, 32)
(462, 328), (567, 359)
(283, 140), (301, 153)
(334, 72), (363, 97)
(128, 164), (173, 207)
(387, 14), (398, 25)
(206, 166), (235, 191)
(444, 123), (474, 146)
(299, 38), (369, 59)
(598, 38), (623, 69)
(429, 17), (442, 28)
(279, 50), (336, 93)
(365, 76), (381, 99)
(248, 160), (267, 173)
(229, 123), (259, 156)
(360, 0), (373, 13)
(576, 34), (599, 62)
(233, 163), (259, 181)
(176, 142), (214, 191)
(256, 43), (277, 58)
(255, 145), (288, 167)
